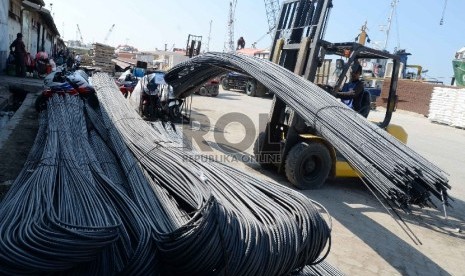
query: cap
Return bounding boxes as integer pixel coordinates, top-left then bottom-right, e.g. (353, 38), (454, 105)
(351, 63), (362, 74)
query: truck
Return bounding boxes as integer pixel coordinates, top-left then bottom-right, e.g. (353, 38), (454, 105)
(220, 72), (268, 97)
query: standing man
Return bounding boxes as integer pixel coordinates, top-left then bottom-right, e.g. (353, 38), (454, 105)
(9, 33), (27, 77)
(237, 37), (245, 50)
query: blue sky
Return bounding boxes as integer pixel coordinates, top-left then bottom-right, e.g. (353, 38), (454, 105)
(46, 0), (461, 82)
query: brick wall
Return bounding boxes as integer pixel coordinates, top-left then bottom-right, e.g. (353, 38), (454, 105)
(376, 79), (441, 116)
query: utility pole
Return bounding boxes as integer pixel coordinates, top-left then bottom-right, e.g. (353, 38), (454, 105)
(206, 20), (212, 52)
(224, 0), (237, 53)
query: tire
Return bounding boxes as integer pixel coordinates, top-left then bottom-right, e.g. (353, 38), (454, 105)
(211, 86), (219, 97)
(199, 87), (208, 96)
(221, 78), (230, 90)
(285, 142), (331, 190)
(35, 94), (47, 112)
(246, 80), (256, 97)
(169, 105), (181, 120)
(253, 132), (276, 170)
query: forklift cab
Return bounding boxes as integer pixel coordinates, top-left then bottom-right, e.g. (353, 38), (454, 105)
(253, 0), (408, 190)
(254, 42), (408, 189)
(318, 41), (403, 128)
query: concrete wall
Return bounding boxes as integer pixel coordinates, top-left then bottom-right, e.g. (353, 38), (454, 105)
(376, 79), (441, 116)
(0, 0), (8, 71)
(44, 29), (52, 54)
(1, 0), (60, 69)
(21, 10), (40, 55)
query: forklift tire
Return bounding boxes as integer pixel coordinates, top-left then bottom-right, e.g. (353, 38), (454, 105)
(221, 78), (230, 90)
(246, 80), (256, 97)
(199, 87), (208, 96)
(35, 94), (47, 112)
(253, 132), (276, 170)
(285, 142), (331, 190)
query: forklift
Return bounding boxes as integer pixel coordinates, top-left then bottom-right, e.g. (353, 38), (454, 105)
(253, 0), (407, 189)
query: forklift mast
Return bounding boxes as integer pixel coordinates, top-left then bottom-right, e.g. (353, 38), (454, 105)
(262, 0), (333, 173)
(186, 34), (202, 58)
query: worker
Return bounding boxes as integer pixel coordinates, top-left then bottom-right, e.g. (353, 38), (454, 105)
(336, 63), (370, 117)
(74, 53), (81, 69)
(67, 51), (75, 70)
(237, 37), (245, 50)
(9, 33), (27, 77)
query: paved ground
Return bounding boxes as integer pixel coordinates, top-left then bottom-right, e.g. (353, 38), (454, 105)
(188, 88), (465, 275)
(0, 75), (42, 197)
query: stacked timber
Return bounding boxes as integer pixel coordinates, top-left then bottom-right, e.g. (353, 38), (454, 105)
(429, 87), (465, 128)
(92, 43), (115, 73)
(80, 54), (93, 67)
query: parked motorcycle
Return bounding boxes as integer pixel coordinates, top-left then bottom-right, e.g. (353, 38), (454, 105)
(131, 71), (186, 122)
(35, 68), (97, 112)
(115, 71), (138, 98)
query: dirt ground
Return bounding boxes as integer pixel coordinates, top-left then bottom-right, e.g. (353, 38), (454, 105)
(186, 89), (465, 275)
(1, 87), (464, 275)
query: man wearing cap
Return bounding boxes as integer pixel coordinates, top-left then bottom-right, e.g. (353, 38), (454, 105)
(336, 62), (370, 117)
(9, 33), (27, 77)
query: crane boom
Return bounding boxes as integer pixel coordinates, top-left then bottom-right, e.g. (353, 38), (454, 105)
(76, 24), (84, 44)
(103, 24), (115, 45)
(263, 0), (280, 33)
(224, 0), (237, 53)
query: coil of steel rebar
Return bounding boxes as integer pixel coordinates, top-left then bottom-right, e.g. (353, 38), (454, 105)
(164, 52), (451, 211)
(0, 76), (335, 274)
(91, 73), (333, 275)
(0, 95), (157, 274)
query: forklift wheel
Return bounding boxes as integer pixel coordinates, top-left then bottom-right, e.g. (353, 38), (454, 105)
(253, 132), (276, 170)
(285, 142), (331, 190)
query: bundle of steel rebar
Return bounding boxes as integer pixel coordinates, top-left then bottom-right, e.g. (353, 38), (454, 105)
(164, 52), (451, 211)
(0, 77), (335, 274)
(91, 73), (333, 275)
(0, 95), (156, 274)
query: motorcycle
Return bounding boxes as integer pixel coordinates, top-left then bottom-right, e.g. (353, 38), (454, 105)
(35, 67), (97, 112)
(115, 72), (138, 98)
(136, 72), (186, 122)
